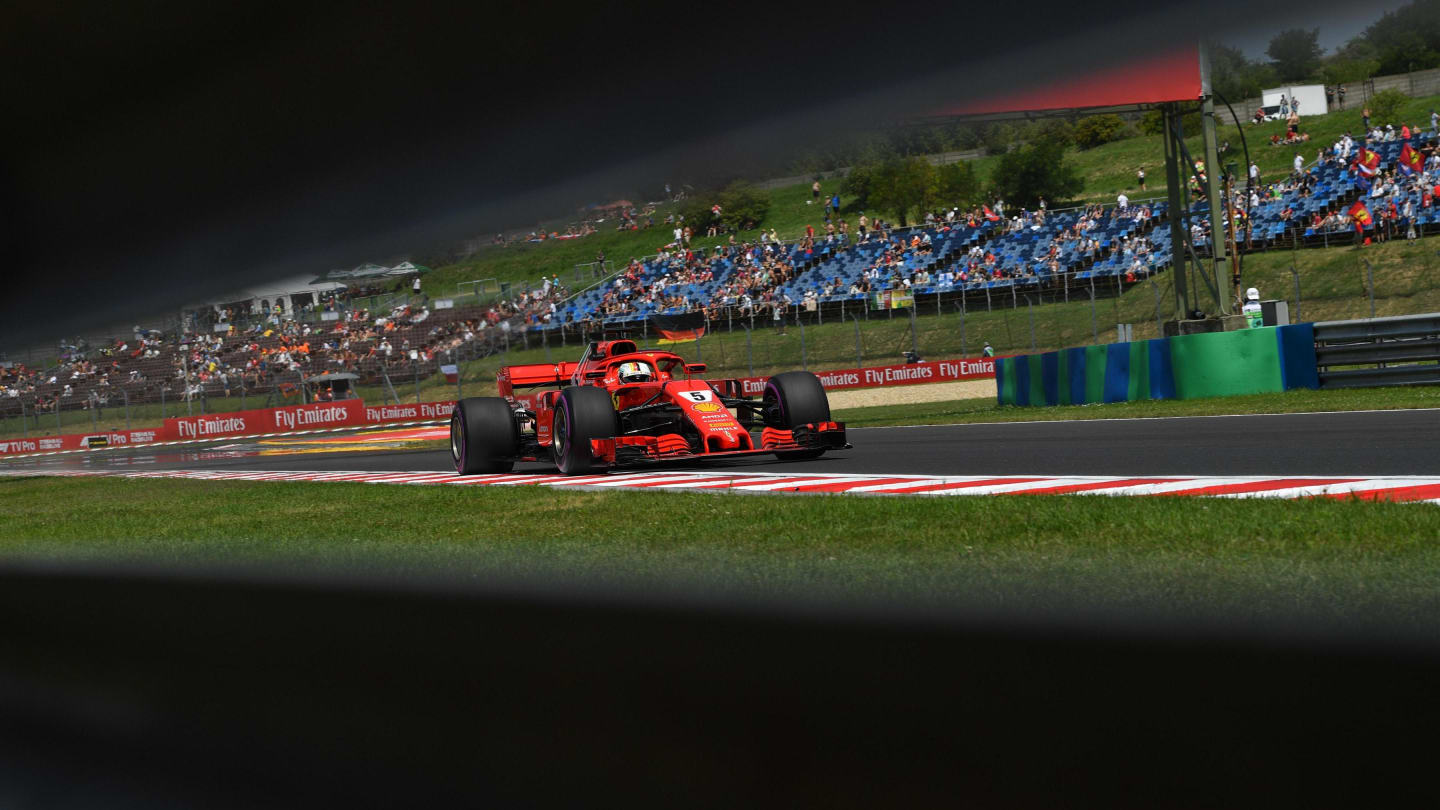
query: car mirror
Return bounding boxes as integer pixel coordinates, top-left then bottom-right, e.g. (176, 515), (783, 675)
(684, 363), (706, 374)
(584, 370), (607, 380)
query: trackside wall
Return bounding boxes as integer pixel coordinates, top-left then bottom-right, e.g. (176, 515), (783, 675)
(994, 325), (1320, 406)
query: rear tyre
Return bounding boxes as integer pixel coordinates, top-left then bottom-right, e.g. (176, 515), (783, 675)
(451, 397), (519, 475)
(763, 371), (830, 460)
(552, 386), (617, 475)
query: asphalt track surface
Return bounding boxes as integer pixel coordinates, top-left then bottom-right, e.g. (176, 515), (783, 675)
(7, 408), (1440, 477)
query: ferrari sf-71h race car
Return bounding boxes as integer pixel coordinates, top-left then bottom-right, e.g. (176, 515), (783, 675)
(450, 337), (848, 475)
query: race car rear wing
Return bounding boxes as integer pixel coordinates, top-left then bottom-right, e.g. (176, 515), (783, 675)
(496, 362), (580, 398)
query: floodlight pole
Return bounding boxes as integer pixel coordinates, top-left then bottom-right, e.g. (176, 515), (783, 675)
(1199, 46), (1232, 316)
(1162, 103), (1191, 320)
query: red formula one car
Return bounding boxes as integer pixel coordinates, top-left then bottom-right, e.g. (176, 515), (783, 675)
(450, 336), (849, 474)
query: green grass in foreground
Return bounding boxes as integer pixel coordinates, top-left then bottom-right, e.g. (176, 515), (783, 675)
(5, 476), (1440, 625)
(833, 385), (1440, 427)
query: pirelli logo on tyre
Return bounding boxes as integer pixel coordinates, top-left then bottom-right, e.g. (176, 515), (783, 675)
(692, 402), (723, 413)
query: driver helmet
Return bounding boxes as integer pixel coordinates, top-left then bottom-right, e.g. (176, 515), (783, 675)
(1246, 287), (1260, 301)
(617, 361), (652, 383)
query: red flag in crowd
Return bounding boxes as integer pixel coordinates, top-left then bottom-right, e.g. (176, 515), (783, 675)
(1349, 200), (1372, 234)
(983, 206), (1000, 222)
(1352, 147), (1380, 178)
(1400, 142), (1423, 175)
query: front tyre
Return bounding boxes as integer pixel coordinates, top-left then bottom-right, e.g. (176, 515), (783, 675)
(552, 386), (617, 475)
(764, 371), (830, 460)
(452, 397), (519, 474)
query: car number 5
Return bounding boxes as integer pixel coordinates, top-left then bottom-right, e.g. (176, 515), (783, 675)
(682, 390), (712, 403)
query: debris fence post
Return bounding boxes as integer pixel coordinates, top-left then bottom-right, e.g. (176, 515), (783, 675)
(1089, 284), (1098, 344)
(1291, 257), (1302, 322)
(1365, 259), (1376, 318)
(745, 326), (754, 378)
(1151, 277), (1163, 337)
(799, 319), (807, 371)
(960, 299), (968, 358)
(852, 314), (862, 367)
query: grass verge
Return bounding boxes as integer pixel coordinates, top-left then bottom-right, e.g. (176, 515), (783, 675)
(5, 476), (1440, 625)
(833, 385), (1440, 427)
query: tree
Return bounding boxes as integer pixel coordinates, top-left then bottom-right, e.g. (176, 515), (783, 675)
(1267, 29), (1323, 82)
(1369, 88), (1410, 126)
(867, 157), (932, 226)
(1072, 114), (1128, 149)
(935, 161), (982, 210)
(981, 123), (1016, 156)
(717, 181), (770, 232)
(989, 138), (1083, 209)
(1208, 41), (1274, 101)
(839, 163), (874, 210)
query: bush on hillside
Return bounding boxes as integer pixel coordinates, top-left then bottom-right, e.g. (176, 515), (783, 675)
(717, 180), (770, 231)
(840, 163), (874, 210)
(1369, 88), (1409, 126)
(989, 137), (1083, 208)
(1073, 114), (1129, 149)
(674, 181), (771, 235)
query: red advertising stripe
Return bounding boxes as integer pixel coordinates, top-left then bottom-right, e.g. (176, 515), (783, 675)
(164, 400), (367, 441)
(364, 400), (456, 425)
(737, 357), (995, 396)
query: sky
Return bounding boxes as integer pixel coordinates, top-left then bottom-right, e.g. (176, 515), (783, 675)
(1224, 0), (1414, 59)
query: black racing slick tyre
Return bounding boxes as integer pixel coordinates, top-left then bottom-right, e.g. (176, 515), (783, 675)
(451, 397), (519, 475)
(552, 386), (617, 475)
(764, 371), (831, 460)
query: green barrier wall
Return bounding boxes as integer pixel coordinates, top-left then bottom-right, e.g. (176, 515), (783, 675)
(996, 324), (1318, 407)
(1168, 327), (1284, 399)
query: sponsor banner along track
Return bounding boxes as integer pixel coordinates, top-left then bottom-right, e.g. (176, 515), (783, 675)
(6, 468), (1440, 503)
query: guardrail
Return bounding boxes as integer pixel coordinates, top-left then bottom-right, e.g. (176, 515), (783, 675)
(1314, 312), (1440, 389)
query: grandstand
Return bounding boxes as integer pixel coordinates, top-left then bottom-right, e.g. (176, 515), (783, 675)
(3, 124), (1436, 430)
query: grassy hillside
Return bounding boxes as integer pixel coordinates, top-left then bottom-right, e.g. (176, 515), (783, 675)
(419, 91), (1440, 302)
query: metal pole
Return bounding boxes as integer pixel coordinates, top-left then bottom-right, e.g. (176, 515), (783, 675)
(748, 322), (760, 377)
(960, 298), (968, 357)
(852, 314), (862, 367)
(909, 307), (919, 356)
(1366, 260), (1376, 318)
(1026, 298), (1036, 351)
(456, 358), (463, 402)
(1089, 285), (1098, 343)
(56, 398), (62, 434)
(91, 394), (98, 430)
(124, 390), (130, 430)
(799, 319), (807, 371)
(1151, 277), (1163, 336)
(1291, 257), (1302, 322)
(1199, 48), (1231, 315)
(414, 359), (420, 403)
(543, 326), (552, 364)
(21, 397), (28, 438)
